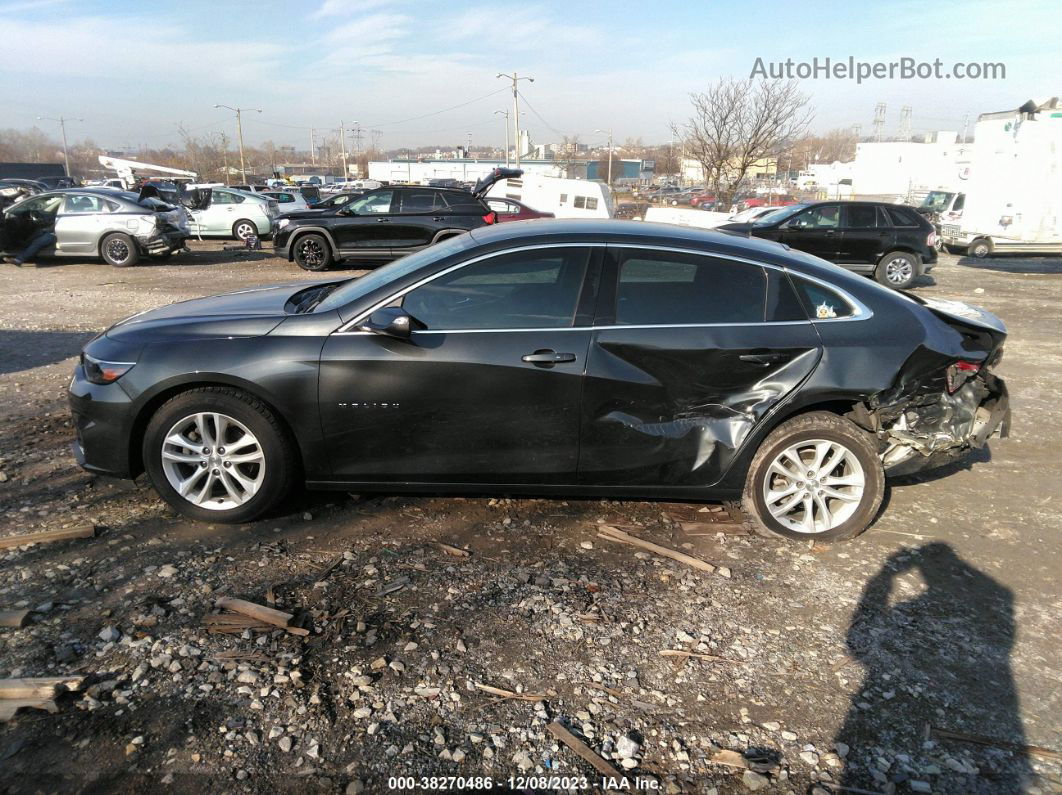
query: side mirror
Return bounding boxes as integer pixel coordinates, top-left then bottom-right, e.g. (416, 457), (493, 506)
(357, 307), (424, 340)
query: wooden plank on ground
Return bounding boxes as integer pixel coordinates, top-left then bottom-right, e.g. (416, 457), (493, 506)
(0, 676), (86, 700)
(0, 525), (95, 550)
(0, 610), (30, 629)
(597, 525), (716, 573)
(0, 699), (57, 721)
(547, 720), (623, 779)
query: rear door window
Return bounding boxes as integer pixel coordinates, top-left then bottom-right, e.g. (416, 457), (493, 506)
(62, 195), (117, 214)
(844, 205), (878, 228)
(613, 250), (766, 325)
(397, 191), (441, 213)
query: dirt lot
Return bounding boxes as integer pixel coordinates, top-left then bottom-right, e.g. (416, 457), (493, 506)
(0, 241), (1059, 794)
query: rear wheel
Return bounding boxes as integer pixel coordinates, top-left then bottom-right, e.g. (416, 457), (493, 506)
(292, 233), (333, 271)
(875, 251), (917, 289)
(143, 387), (297, 524)
(100, 232), (140, 267)
(742, 412), (884, 542)
(232, 219), (258, 241)
(968, 238), (993, 258)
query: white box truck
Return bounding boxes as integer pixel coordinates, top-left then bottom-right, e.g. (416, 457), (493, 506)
(941, 98), (1062, 257)
(486, 174), (614, 219)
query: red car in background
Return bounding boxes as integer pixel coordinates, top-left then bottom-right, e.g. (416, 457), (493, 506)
(689, 193), (717, 208)
(737, 194), (800, 212)
(485, 197), (555, 222)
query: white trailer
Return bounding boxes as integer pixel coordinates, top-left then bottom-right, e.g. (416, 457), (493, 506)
(486, 174), (613, 219)
(941, 98), (1062, 256)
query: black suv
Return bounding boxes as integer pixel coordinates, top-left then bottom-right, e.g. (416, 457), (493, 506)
(274, 168), (522, 270)
(719, 201), (937, 290)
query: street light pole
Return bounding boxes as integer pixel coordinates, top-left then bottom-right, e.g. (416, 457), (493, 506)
(37, 115), (82, 177)
(595, 127), (613, 185)
(496, 72), (534, 168)
(494, 110), (510, 166)
(214, 104), (261, 183)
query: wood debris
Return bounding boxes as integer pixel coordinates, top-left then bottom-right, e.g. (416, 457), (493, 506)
(209, 597), (309, 637)
(435, 542), (470, 558)
(374, 576), (410, 597)
(596, 525), (717, 573)
(0, 699), (58, 722)
(0, 676), (86, 700)
(0, 524), (96, 550)
(474, 683), (547, 701)
(931, 725), (1060, 761)
(547, 720), (623, 779)
(659, 649), (735, 663)
(0, 610), (30, 629)
(709, 749), (749, 769)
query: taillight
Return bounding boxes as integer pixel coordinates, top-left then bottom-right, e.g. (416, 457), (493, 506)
(945, 360), (981, 393)
(927, 230), (938, 247)
(482, 211), (497, 225)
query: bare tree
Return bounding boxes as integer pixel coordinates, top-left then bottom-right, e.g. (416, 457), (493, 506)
(674, 78), (813, 205)
(557, 135), (583, 178)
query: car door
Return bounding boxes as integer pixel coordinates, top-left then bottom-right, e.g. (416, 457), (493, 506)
(331, 189), (395, 251)
(317, 245), (600, 483)
(387, 189), (444, 250)
(55, 194), (112, 254)
(578, 246), (822, 487)
(777, 204), (842, 261)
(200, 189), (239, 234)
(835, 204), (886, 268)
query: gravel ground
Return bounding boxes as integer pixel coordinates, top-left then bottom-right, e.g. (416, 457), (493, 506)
(0, 241), (1059, 794)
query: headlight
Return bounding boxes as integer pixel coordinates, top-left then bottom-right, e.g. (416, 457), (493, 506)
(277, 218), (290, 229)
(81, 353), (135, 385)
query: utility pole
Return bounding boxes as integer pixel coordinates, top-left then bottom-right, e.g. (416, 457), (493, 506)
(310, 128), (316, 166)
(466, 131), (472, 157)
(37, 115), (82, 177)
(214, 104), (261, 182)
(899, 105), (912, 141)
(872, 102), (887, 142)
(494, 110), (510, 166)
(595, 127), (613, 185)
(352, 122), (364, 176)
(338, 121), (348, 178)
(496, 71), (534, 167)
(960, 113), (970, 144)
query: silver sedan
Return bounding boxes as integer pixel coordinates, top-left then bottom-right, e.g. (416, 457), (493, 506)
(0, 188), (190, 267)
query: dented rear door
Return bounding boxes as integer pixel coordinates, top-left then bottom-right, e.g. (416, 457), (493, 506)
(578, 247), (821, 487)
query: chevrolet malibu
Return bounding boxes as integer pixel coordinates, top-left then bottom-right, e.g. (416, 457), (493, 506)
(69, 221), (1010, 541)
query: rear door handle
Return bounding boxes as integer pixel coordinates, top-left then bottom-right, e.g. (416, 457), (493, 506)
(432, 216), (445, 222)
(739, 352), (785, 365)
(376, 218), (390, 223)
(522, 349), (576, 366)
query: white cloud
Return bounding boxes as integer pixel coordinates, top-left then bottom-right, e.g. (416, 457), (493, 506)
(443, 4), (603, 50)
(311, 0), (394, 19)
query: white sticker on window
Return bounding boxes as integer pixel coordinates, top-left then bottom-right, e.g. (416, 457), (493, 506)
(816, 302), (838, 319)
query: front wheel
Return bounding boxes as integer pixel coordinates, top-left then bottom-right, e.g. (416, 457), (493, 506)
(742, 412), (884, 542)
(100, 232), (140, 267)
(292, 233), (333, 271)
(968, 238), (993, 258)
(875, 251), (918, 290)
(142, 387), (297, 523)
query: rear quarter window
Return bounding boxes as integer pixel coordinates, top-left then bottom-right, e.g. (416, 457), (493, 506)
(884, 206), (921, 227)
(788, 275), (855, 319)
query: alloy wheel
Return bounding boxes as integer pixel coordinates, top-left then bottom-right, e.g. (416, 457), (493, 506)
(106, 238), (131, 264)
(235, 222), (256, 240)
(297, 239), (324, 268)
(884, 256), (914, 285)
(762, 438), (866, 534)
(160, 412), (266, 510)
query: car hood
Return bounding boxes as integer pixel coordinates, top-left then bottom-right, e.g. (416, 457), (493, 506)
(716, 222), (756, 234)
(105, 283), (300, 342)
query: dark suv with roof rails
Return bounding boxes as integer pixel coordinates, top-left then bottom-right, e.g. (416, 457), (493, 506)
(718, 201), (937, 290)
(273, 167), (523, 270)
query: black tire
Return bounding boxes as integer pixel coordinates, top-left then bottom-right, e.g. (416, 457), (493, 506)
(292, 233), (333, 271)
(142, 387), (298, 524)
(100, 232), (140, 267)
(741, 411), (884, 543)
(875, 251), (918, 290)
(968, 238), (992, 258)
(232, 219), (259, 241)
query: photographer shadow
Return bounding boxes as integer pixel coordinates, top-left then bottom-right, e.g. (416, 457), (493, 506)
(835, 543), (1033, 792)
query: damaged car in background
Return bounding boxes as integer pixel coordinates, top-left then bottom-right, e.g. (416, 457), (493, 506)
(0, 188), (190, 266)
(68, 221), (1009, 541)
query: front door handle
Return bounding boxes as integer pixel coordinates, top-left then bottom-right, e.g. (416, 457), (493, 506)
(522, 349), (576, 366)
(376, 218), (390, 223)
(432, 216), (445, 222)
(739, 352), (785, 365)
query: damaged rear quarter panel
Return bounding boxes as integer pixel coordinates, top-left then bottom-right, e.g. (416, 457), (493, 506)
(578, 323), (822, 486)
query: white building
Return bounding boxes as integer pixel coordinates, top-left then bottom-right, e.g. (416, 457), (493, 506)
(850, 132), (974, 199)
(367, 158), (586, 185)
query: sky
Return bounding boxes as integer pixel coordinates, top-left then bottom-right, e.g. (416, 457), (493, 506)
(1, 0), (1059, 153)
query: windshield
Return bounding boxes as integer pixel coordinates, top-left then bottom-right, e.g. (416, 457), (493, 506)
(920, 191), (955, 211)
(753, 203), (808, 225)
(314, 235), (475, 314)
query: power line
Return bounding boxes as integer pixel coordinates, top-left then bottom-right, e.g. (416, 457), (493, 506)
(516, 89), (570, 138)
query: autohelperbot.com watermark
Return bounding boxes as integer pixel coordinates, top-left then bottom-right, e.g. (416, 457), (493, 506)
(750, 56), (1006, 83)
